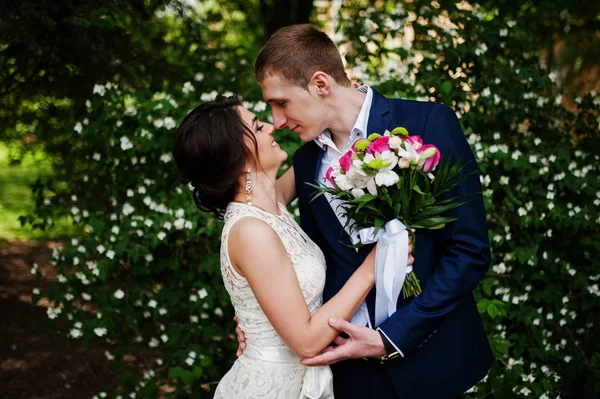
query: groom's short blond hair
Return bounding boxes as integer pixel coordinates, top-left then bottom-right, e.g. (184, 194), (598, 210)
(254, 24), (352, 90)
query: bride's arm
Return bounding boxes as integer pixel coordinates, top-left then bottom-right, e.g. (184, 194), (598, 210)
(276, 167), (296, 206)
(228, 217), (375, 359)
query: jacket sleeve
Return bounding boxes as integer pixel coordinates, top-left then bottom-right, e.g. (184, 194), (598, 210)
(377, 103), (491, 357)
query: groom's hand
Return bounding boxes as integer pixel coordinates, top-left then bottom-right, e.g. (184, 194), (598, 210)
(300, 317), (386, 366)
(234, 316), (247, 357)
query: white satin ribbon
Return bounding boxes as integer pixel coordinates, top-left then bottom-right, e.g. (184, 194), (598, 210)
(351, 219), (410, 327)
(243, 344), (334, 398)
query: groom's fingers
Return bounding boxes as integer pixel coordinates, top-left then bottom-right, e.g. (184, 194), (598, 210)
(408, 254), (415, 266)
(329, 317), (360, 336)
(332, 335), (347, 346)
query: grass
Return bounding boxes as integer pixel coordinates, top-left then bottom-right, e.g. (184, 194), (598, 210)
(0, 143), (76, 241)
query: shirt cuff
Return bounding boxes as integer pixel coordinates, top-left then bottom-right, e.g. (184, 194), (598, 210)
(377, 328), (405, 358)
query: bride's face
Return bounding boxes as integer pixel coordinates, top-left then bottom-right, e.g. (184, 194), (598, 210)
(237, 106), (288, 172)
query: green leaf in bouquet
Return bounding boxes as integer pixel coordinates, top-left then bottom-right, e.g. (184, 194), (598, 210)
(413, 199), (473, 219)
(412, 184), (426, 195)
(411, 216), (459, 229)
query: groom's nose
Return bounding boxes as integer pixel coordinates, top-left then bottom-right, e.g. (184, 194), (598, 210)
(272, 108), (287, 130)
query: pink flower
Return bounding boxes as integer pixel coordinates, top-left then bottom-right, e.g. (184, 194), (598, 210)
(403, 135), (423, 149)
(339, 150), (354, 173)
(417, 144), (441, 172)
(324, 166), (336, 186)
(367, 136), (390, 155)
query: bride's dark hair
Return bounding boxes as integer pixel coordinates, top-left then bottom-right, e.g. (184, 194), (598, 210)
(173, 95), (258, 219)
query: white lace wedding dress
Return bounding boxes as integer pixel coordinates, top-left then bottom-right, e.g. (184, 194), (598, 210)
(213, 202), (333, 399)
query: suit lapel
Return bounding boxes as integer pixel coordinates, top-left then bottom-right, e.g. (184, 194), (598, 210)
(366, 89), (392, 137)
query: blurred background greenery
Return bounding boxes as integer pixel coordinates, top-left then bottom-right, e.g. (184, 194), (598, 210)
(1, 1), (599, 398)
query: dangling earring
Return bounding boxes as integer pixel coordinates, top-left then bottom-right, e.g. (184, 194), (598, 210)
(246, 168), (253, 206)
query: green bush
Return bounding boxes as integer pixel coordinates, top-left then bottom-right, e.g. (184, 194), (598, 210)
(29, 2), (600, 398)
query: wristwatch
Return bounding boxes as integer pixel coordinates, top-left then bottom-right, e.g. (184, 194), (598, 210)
(376, 328), (401, 362)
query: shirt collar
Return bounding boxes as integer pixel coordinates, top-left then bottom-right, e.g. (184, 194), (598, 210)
(314, 85), (373, 152)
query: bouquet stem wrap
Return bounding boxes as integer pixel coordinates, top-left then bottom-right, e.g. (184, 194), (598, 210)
(356, 219), (415, 327)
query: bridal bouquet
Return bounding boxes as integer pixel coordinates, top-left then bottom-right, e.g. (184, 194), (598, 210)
(312, 127), (473, 306)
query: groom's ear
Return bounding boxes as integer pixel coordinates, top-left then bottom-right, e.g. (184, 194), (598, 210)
(310, 71), (331, 98)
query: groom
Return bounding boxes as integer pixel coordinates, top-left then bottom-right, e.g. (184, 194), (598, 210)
(248, 24), (493, 398)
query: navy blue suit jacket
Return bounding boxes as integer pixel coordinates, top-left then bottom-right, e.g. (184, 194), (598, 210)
(293, 90), (494, 398)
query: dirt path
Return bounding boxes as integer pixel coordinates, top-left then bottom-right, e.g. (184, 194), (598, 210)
(0, 240), (115, 399)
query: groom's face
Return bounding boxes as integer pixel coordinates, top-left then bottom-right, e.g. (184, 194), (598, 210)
(260, 74), (328, 143)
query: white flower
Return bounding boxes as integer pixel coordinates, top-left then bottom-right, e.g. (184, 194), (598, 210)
(182, 81), (195, 94)
(214, 307), (224, 317)
(93, 84), (106, 96)
(149, 338), (159, 347)
(124, 105), (138, 116)
(184, 221), (193, 229)
(120, 136), (133, 151)
(47, 307), (62, 319)
(366, 178), (377, 195)
(160, 154), (172, 163)
(173, 218), (186, 230)
(153, 119), (164, 128)
(195, 72), (204, 82)
(388, 136), (402, 149)
(148, 299), (158, 308)
(375, 170), (399, 187)
(114, 289), (125, 299)
(185, 357), (194, 366)
(157, 231), (166, 241)
(333, 174), (353, 191)
(97, 245), (106, 254)
(145, 254), (154, 262)
(160, 334), (168, 343)
(564, 356), (572, 363)
(112, 226), (120, 235)
(33, 288), (40, 295)
(164, 117), (176, 129)
(94, 328), (107, 337)
(106, 250), (115, 260)
(198, 288), (208, 299)
(189, 294), (198, 302)
(175, 208), (185, 218)
(519, 387), (531, 396)
(70, 328), (82, 338)
(74, 122), (83, 133)
(158, 308), (167, 315)
(82, 292), (92, 301)
(122, 203), (135, 215)
(351, 188), (366, 198)
(190, 315), (199, 323)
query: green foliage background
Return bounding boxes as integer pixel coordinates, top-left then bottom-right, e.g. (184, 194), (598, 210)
(5, 0), (599, 397)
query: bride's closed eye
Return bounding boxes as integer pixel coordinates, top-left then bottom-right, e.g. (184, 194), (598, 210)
(256, 123), (265, 132)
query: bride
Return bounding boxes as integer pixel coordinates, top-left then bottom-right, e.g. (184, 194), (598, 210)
(173, 95), (412, 398)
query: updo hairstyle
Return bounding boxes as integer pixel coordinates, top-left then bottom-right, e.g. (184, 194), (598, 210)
(173, 95), (258, 219)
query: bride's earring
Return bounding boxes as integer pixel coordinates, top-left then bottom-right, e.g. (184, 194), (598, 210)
(246, 168), (253, 206)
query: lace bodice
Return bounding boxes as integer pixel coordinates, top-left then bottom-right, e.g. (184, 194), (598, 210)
(220, 202), (326, 348)
(214, 202), (330, 399)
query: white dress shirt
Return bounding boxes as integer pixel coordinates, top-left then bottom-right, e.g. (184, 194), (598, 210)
(314, 85), (372, 245)
(313, 85), (405, 357)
